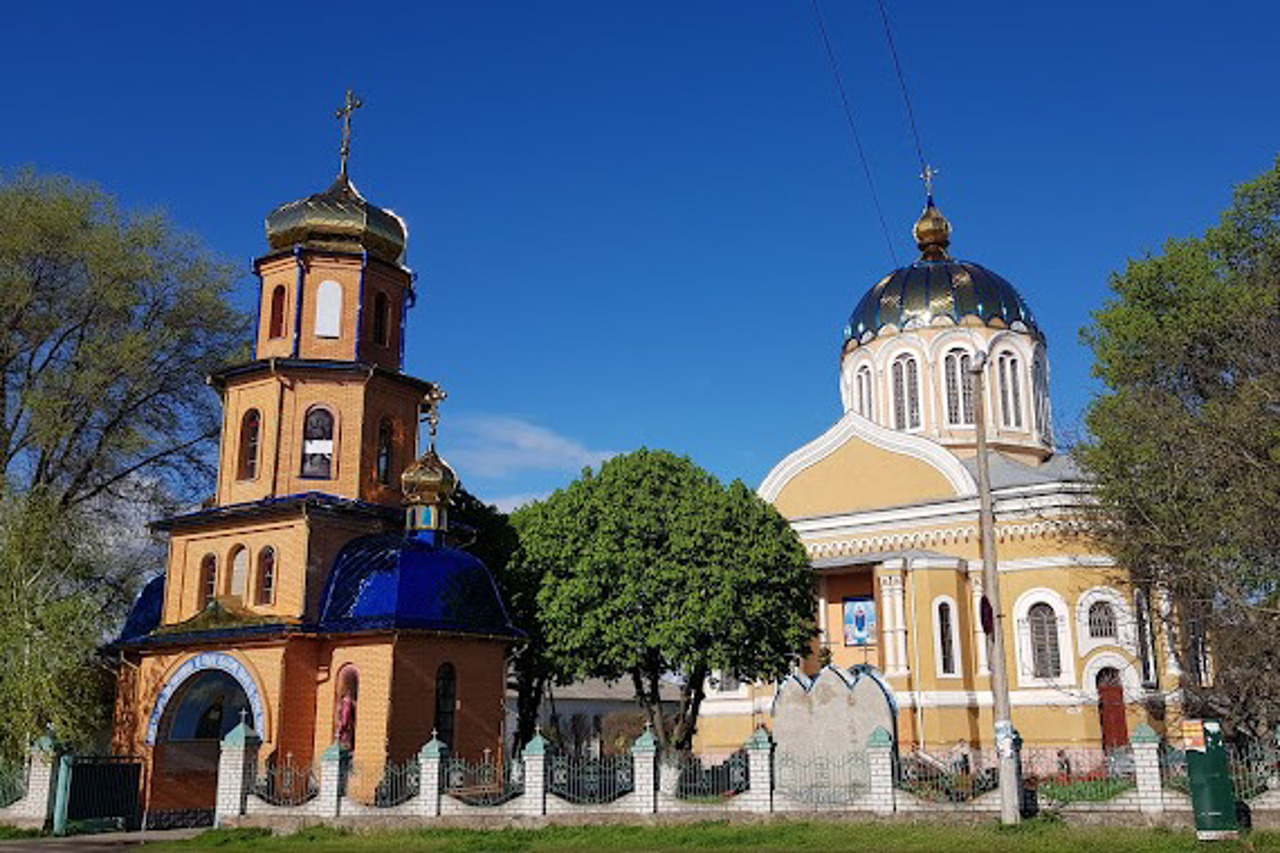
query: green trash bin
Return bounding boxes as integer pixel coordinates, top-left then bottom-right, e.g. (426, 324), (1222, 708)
(1184, 719), (1239, 841)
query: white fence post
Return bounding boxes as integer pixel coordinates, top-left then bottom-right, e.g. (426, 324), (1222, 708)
(866, 726), (896, 815)
(744, 727), (774, 813)
(630, 727), (658, 814)
(316, 742), (344, 818)
(520, 730), (548, 816)
(414, 734), (444, 818)
(1131, 723), (1164, 815)
(215, 721), (260, 827)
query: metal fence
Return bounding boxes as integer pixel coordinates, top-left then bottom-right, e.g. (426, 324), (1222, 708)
(1227, 742), (1280, 801)
(1023, 746), (1136, 807)
(665, 750), (749, 801)
(775, 751), (868, 807)
(0, 761), (27, 809)
(443, 754), (524, 806)
(897, 749), (998, 803)
(345, 757), (420, 808)
(253, 753), (318, 807)
(55, 755), (142, 834)
(547, 753), (635, 805)
(1159, 744), (1189, 794)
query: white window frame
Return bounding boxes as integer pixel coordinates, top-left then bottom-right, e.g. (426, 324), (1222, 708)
(1012, 588), (1076, 688)
(996, 350), (1025, 429)
(855, 364), (875, 420)
(890, 353), (923, 432)
(932, 595), (963, 679)
(942, 347), (975, 426)
(1076, 587), (1135, 656)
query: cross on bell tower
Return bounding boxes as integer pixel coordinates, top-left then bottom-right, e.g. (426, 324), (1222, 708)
(336, 89), (363, 180)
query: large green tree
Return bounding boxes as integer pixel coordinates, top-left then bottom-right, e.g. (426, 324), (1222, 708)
(513, 449), (814, 752)
(0, 170), (249, 754)
(1078, 159), (1280, 737)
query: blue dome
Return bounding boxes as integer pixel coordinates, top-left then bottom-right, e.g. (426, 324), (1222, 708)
(118, 575), (165, 642)
(319, 533), (522, 638)
(844, 259), (1042, 347)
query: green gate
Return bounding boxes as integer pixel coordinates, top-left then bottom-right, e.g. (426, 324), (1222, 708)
(52, 755), (143, 836)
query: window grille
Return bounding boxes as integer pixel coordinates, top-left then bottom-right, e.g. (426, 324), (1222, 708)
(893, 355), (921, 430)
(1088, 600), (1117, 639)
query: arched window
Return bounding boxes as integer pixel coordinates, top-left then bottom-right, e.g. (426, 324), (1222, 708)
(997, 351), (1024, 428)
(854, 364), (873, 419)
(315, 280), (342, 339)
(268, 285), (287, 339)
(376, 418), (394, 486)
(372, 291), (390, 347)
(1032, 356), (1051, 440)
(334, 665), (359, 751)
(1029, 602), (1061, 678)
(1088, 600), (1117, 639)
(301, 407), (335, 479)
(229, 545), (249, 600)
(891, 354), (921, 431)
(943, 348), (974, 425)
(434, 662), (457, 749)
(256, 546), (276, 606)
(937, 601), (957, 676)
(198, 554), (217, 609)
(238, 409), (261, 480)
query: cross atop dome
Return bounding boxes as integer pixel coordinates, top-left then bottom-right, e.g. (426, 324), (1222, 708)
(336, 89), (363, 180)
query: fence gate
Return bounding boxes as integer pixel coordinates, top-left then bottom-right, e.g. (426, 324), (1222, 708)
(53, 755), (142, 835)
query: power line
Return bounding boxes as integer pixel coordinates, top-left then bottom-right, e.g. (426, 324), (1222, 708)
(876, 0), (928, 175)
(809, 0), (898, 266)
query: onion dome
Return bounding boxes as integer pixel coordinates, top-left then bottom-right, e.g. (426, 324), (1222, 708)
(402, 448), (458, 507)
(843, 201), (1041, 347)
(318, 533), (523, 638)
(265, 174), (407, 265)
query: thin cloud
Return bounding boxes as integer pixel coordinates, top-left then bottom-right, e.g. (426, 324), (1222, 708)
(447, 415), (617, 479)
(489, 491), (551, 513)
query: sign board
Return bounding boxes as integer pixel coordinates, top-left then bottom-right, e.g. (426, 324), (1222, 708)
(1182, 719), (1206, 752)
(843, 597), (876, 646)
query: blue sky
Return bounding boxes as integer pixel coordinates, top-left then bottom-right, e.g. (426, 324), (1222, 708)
(7, 1), (1279, 510)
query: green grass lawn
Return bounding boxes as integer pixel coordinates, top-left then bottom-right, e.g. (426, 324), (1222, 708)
(147, 820), (1280, 853)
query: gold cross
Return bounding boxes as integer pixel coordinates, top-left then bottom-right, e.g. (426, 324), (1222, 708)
(336, 89), (364, 179)
(920, 163), (940, 201)
(423, 386), (448, 451)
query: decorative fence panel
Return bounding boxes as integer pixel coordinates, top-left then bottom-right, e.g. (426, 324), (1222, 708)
(666, 750), (749, 801)
(0, 761), (27, 810)
(443, 755), (524, 806)
(547, 754), (634, 805)
(897, 749), (999, 806)
(1159, 744), (1189, 795)
(1022, 745), (1136, 808)
(775, 752), (868, 807)
(253, 754), (318, 807)
(346, 758), (420, 808)
(1227, 742), (1280, 802)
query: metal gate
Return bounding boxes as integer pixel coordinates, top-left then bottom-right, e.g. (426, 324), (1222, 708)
(52, 755), (143, 836)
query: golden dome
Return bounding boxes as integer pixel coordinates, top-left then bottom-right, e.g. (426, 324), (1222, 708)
(401, 449), (458, 507)
(912, 200), (952, 261)
(265, 174), (407, 265)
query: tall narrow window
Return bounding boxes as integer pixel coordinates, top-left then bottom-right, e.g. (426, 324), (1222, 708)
(1135, 588), (1159, 688)
(944, 349), (974, 425)
(230, 546), (249, 600)
(891, 354), (921, 430)
(434, 663), (457, 749)
(238, 409), (261, 480)
(373, 291), (390, 347)
(998, 352), (1023, 428)
(854, 365), (873, 419)
(199, 554), (217, 609)
(376, 418), (394, 486)
(256, 546), (276, 606)
(1033, 356), (1052, 441)
(1029, 602), (1061, 678)
(937, 601), (957, 675)
(268, 285), (287, 339)
(301, 407), (335, 479)
(1088, 601), (1117, 639)
(315, 280), (342, 339)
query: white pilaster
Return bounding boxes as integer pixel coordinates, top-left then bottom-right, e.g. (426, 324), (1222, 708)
(969, 572), (990, 675)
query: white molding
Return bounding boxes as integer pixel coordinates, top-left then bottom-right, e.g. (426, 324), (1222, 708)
(1075, 586), (1136, 657)
(758, 410), (977, 504)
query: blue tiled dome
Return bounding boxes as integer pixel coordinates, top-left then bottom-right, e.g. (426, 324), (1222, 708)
(844, 259), (1041, 347)
(118, 575), (165, 642)
(319, 533), (522, 638)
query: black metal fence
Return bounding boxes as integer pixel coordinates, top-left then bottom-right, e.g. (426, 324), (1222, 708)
(897, 750), (999, 803)
(775, 751), (868, 806)
(666, 750), (749, 801)
(443, 755), (524, 806)
(547, 753), (635, 804)
(0, 760), (26, 809)
(57, 755), (142, 834)
(253, 753), (318, 807)
(346, 757), (420, 808)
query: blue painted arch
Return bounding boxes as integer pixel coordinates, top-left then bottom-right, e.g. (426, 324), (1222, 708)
(146, 651), (267, 745)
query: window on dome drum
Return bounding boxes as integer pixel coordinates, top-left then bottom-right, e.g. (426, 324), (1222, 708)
(855, 365), (873, 418)
(238, 409), (261, 480)
(1028, 602), (1061, 678)
(1088, 600), (1117, 639)
(376, 418), (394, 486)
(230, 545), (249, 600)
(301, 407), (335, 479)
(434, 662), (457, 749)
(198, 554), (217, 609)
(373, 291), (390, 347)
(315, 280), (342, 339)
(943, 348), (975, 425)
(937, 601), (957, 675)
(256, 546), (276, 606)
(268, 285), (287, 339)
(1033, 356), (1051, 440)
(891, 354), (921, 430)
(998, 352), (1024, 428)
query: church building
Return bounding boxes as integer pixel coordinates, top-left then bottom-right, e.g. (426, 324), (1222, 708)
(109, 118), (521, 820)
(698, 194), (1178, 755)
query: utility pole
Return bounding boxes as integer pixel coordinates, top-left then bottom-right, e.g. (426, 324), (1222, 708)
(970, 350), (1021, 825)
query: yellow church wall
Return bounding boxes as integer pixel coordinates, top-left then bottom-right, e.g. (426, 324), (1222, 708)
(358, 374), (424, 506)
(312, 638), (395, 784)
(357, 264), (408, 372)
(771, 436), (961, 518)
(217, 377), (284, 506)
(255, 256), (299, 362)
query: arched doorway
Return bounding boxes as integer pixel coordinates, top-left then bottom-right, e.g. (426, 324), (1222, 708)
(1096, 667), (1128, 749)
(150, 670), (252, 821)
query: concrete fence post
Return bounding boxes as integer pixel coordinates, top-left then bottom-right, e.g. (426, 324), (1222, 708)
(744, 727), (774, 813)
(1131, 723), (1164, 815)
(414, 735), (445, 818)
(215, 721), (260, 827)
(520, 730), (548, 816)
(630, 727), (658, 814)
(316, 742), (344, 818)
(866, 726), (896, 815)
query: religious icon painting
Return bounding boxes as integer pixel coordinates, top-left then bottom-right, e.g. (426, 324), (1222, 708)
(843, 596), (876, 646)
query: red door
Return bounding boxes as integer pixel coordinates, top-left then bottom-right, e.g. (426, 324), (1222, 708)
(1096, 668), (1128, 749)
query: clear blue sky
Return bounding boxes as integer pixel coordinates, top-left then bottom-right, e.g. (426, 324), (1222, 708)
(7, 1), (1278, 510)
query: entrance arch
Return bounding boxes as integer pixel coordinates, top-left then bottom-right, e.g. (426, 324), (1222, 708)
(146, 652), (266, 745)
(1096, 667), (1128, 749)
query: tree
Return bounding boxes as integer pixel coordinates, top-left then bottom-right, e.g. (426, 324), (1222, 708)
(513, 449), (814, 752)
(1077, 159), (1280, 738)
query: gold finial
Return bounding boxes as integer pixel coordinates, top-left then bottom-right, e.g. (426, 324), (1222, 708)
(402, 385), (458, 535)
(336, 89), (364, 180)
(423, 385), (447, 452)
(913, 164), (951, 261)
